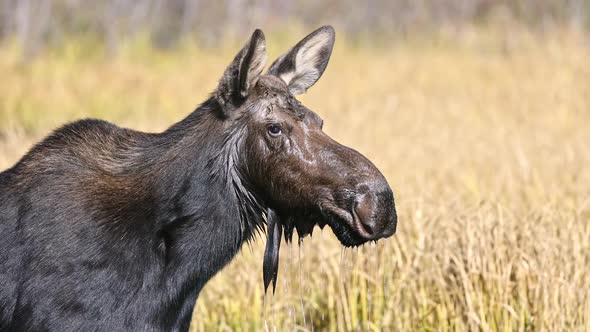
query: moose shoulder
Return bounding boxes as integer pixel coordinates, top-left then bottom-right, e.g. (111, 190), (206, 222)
(0, 26), (396, 331)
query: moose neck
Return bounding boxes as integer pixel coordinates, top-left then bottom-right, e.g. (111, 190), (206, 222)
(148, 99), (266, 325)
(160, 98), (266, 242)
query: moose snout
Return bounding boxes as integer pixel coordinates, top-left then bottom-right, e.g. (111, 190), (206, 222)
(351, 188), (397, 240)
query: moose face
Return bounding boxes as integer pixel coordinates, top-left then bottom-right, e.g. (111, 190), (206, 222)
(213, 26), (397, 290)
(241, 75), (397, 246)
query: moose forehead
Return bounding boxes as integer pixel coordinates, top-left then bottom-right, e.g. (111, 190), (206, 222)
(254, 75), (323, 126)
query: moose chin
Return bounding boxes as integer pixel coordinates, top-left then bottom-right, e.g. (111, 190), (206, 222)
(0, 25), (396, 331)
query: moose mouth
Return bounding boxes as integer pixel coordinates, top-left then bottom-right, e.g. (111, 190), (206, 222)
(277, 204), (371, 248)
(315, 192), (396, 247)
(262, 206), (366, 293)
(321, 206), (372, 247)
(262, 192), (396, 293)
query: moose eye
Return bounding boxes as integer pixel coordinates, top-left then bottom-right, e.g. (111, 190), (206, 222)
(267, 124), (282, 137)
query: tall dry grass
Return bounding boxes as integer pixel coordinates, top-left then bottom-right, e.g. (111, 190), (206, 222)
(0, 28), (589, 331)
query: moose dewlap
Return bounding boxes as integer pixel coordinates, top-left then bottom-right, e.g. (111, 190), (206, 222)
(0, 26), (396, 331)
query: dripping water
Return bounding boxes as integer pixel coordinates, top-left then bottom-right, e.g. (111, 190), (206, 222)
(263, 292), (269, 332)
(307, 235), (315, 331)
(319, 229), (325, 322)
(263, 277), (278, 332)
(289, 242), (296, 328)
(370, 240), (380, 329)
(283, 239), (292, 330)
(298, 237), (308, 328)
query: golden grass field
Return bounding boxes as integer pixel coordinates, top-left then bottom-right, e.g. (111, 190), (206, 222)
(0, 27), (589, 331)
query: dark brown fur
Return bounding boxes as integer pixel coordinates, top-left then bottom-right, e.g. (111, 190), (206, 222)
(0, 26), (396, 331)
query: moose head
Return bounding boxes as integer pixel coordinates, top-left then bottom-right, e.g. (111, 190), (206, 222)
(212, 26), (397, 291)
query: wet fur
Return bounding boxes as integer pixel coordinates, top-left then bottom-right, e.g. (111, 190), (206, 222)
(0, 29), (276, 331)
(0, 99), (265, 331)
(0, 25), (395, 331)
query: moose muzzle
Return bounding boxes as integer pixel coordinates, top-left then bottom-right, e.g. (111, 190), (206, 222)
(352, 186), (397, 241)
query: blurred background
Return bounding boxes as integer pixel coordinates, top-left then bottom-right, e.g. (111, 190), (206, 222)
(0, 1), (589, 331)
(1, 0), (589, 60)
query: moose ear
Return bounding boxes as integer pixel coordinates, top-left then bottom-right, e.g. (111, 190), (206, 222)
(267, 25), (335, 95)
(216, 29), (267, 114)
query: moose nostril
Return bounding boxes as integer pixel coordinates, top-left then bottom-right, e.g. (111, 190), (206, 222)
(353, 193), (380, 237)
(352, 189), (397, 240)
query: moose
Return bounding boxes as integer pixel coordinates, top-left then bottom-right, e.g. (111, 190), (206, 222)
(0, 26), (396, 331)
